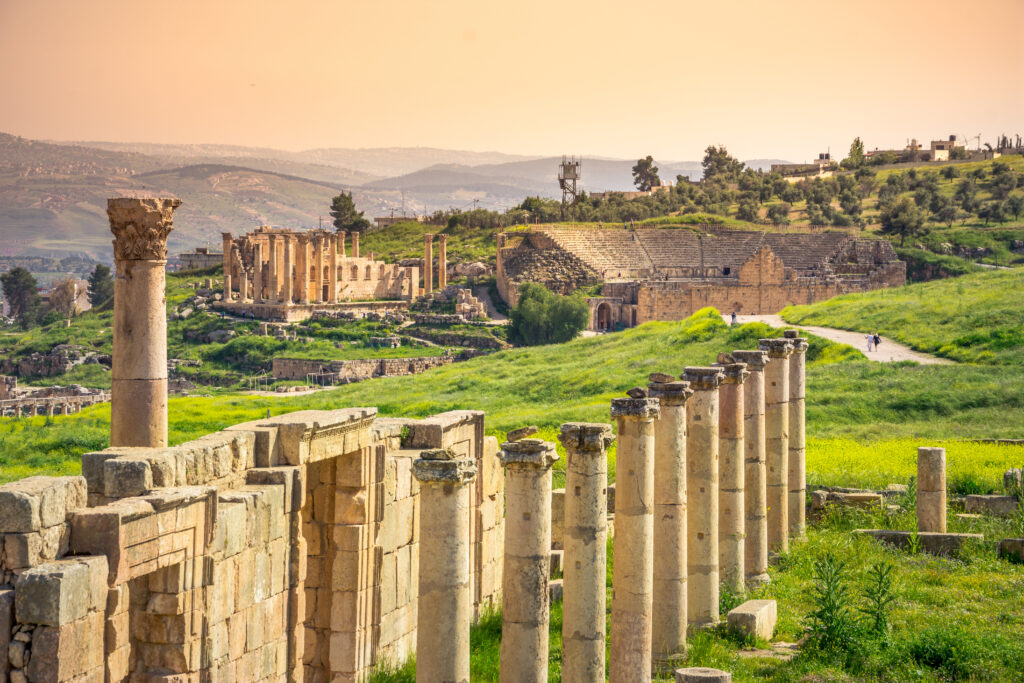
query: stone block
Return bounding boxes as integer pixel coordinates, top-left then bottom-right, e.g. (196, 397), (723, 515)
(395, 456), (413, 500)
(15, 558), (92, 626)
(963, 495), (1020, 516)
(214, 501), (247, 558)
(675, 668), (733, 683)
(0, 476), (85, 532)
(246, 466), (304, 513)
(607, 482), (616, 513)
(550, 488), (565, 550)
(103, 458), (153, 498)
(727, 599), (777, 641)
(548, 578), (563, 603)
(27, 610), (104, 683)
(0, 589), (12, 680)
(998, 538), (1024, 564)
(549, 549), (563, 578)
(856, 529), (984, 556)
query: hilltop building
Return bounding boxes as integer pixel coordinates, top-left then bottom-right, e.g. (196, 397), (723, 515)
(496, 226), (905, 331)
(177, 246), (223, 270)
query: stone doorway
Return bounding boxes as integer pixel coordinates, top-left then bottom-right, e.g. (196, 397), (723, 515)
(597, 302), (612, 331)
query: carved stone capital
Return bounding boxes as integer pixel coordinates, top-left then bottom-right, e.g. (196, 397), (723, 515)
(500, 438), (559, 469)
(558, 422), (614, 453)
(758, 338), (795, 358)
(413, 448), (477, 484)
(610, 397), (660, 419)
(682, 366), (725, 391)
(713, 362), (749, 384)
(732, 349), (769, 370)
(646, 379), (694, 406)
(107, 197), (181, 261)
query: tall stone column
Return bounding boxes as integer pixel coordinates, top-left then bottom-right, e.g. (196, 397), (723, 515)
(424, 233), (434, 294)
(413, 448), (477, 683)
(559, 422), (614, 683)
(339, 231), (347, 257)
(315, 235), (325, 302)
(759, 338), (794, 555)
(282, 236), (294, 304)
(647, 375), (693, 662)
(267, 235), (279, 302)
(352, 230), (360, 258)
(608, 394), (659, 683)
(731, 350), (769, 587)
(715, 362), (748, 595)
(783, 330), (809, 539)
(683, 367), (724, 628)
(499, 439), (559, 683)
(329, 234), (339, 303)
(917, 447), (946, 532)
(107, 197), (180, 448)
(221, 232), (233, 300)
(299, 235), (311, 305)
(235, 247), (248, 303)
(253, 241), (263, 303)
(438, 233), (448, 289)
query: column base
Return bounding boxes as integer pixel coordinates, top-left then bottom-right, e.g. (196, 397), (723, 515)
(745, 572), (771, 590)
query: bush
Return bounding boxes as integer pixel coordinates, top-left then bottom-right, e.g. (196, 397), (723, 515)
(507, 283), (589, 346)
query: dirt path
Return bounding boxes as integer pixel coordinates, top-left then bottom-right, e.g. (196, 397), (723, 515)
(472, 284), (508, 322)
(728, 314), (954, 365)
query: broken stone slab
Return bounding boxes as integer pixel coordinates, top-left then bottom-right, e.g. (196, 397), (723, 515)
(856, 529), (984, 556)
(956, 513), (983, 521)
(1004, 468), (1023, 492)
(506, 425), (539, 442)
(14, 556), (107, 626)
(963, 495), (1020, 516)
(0, 477), (86, 532)
(549, 549), (563, 578)
(548, 578), (563, 604)
(810, 490), (884, 510)
(675, 667), (732, 682)
(228, 408), (376, 466)
(727, 599), (777, 641)
(736, 642), (799, 661)
(998, 538), (1024, 564)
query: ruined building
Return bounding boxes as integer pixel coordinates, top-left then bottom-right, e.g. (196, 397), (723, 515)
(497, 226), (905, 330)
(217, 228), (420, 322)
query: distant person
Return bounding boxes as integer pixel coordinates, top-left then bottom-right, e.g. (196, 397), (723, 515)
(873, 333), (882, 349)
(865, 334), (874, 352)
(731, 311), (737, 326)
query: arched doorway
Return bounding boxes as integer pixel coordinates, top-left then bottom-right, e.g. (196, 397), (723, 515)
(597, 302), (612, 331)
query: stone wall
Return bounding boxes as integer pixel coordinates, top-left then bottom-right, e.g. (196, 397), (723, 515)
(272, 355), (459, 382)
(0, 408), (503, 682)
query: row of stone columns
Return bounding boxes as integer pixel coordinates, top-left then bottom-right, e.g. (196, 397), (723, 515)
(422, 233), (447, 294)
(408, 337), (809, 681)
(223, 230), (364, 304)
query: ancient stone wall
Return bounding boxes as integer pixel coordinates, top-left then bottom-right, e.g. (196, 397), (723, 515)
(0, 408), (503, 682)
(272, 355), (459, 382)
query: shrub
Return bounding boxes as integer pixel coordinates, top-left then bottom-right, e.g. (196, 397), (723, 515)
(507, 283), (589, 346)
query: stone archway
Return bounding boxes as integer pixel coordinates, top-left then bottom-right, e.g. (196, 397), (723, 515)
(597, 303), (612, 331)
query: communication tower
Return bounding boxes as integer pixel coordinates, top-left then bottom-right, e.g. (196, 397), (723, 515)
(558, 155), (581, 217)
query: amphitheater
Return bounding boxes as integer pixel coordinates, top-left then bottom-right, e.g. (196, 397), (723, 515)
(496, 226), (906, 330)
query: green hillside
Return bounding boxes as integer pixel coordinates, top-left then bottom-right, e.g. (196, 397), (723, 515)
(782, 267), (1024, 364)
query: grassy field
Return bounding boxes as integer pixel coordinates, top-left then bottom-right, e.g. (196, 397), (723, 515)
(782, 267), (1024, 364)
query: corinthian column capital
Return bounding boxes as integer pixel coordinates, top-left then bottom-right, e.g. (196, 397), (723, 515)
(107, 197), (181, 260)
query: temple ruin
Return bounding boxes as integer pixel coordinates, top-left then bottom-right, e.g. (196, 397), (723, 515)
(496, 226), (906, 331)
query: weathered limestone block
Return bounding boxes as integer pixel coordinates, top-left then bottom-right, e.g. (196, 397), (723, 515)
(558, 422), (613, 683)
(0, 476), (86, 532)
(499, 438), (559, 683)
(917, 447), (946, 532)
(812, 490), (884, 510)
(14, 556), (107, 626)
(0, 588), (12, 680)
(608, 395), (659, 683)
(963, 495), (1020, 516)
(103, 457), (153, 498)
(550, 488), (565, 550)
(675, 667), (733, 683)
(26, 609), (105, 683)
(998, 538), (1024, 563)
(647, 376), (693, 662)
(2, 524), (70, 570)
(726, 599), (777, 641)
(856, 529), (983, 556)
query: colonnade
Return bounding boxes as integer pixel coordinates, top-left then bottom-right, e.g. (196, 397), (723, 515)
(422, 232), (447, 294)
(411, 334), (808, 681)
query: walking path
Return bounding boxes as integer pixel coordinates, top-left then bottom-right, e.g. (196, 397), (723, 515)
(472, 284), (508, 323)
(728, 314), (954, 365)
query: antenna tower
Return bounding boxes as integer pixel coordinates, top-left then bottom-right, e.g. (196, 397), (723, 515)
(558, 155), (581, 218)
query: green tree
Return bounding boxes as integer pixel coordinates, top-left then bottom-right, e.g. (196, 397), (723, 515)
(736, 197), (760, 222)
(329, 192), (371, 233)
(87, 264), (114, 308)
(766, 202), (791, 225)
(845, 137), (865, 168)
(839, 190), (862, 216)
(879, 198), (926, 246)
(631, 156), (661, 192)
(1006, 195), (1024, 220)
(0, 267), (41, 327)
(508, 283), (589, 346)
(701, 145), (745, 184)
(931, 195), (959, 228)
(941, 165), (959, 183)
(954, 179), (979, 213)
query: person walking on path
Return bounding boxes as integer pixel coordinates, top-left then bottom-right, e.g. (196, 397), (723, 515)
(873, 333), (882, 350)
(731, 311), (738, 326)
(865, 334), (874, 352)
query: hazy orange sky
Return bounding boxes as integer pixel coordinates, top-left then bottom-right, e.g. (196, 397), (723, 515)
(1, 0), (1021, 162)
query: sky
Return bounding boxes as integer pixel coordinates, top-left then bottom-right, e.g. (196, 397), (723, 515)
(1, 0), (1021, 162)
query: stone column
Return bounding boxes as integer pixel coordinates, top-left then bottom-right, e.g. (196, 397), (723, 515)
(683, 367), (724, 628)
(315, 235), (325, 302)
(917, 447), (946, 532)
(731, 350), (769, 587)
(329, 234), (339, 303)
(267, 234), (279, 302)
(424, 233), (434, 294)
(282, 236), (294, 304)
(647, 375), (693, 662)
(783, 330), (809, 540)
(499, 438), (559, 683)
(107, 197), (179, 448)
(339, 231), (347, 257)
(299, 235), (311, 304)
(608, 394), (660, 683)
(759, 338), (794, 556)
(352, 230), (360, 258)
(413, 448), (477, 683)
(253, 241), (263, 303)
(715, 362), (748, 595)
(559, 422), (613, 683)
(236, 247), (249, 303)
(438, 233), (448, 289)
(221, 232), (233, 300)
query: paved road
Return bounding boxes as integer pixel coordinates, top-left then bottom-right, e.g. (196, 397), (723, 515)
(728, 314), (954, 365)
